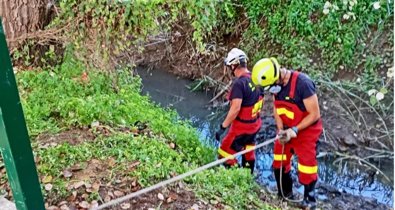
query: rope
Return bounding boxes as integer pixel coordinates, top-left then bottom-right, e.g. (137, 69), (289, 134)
(279, 143), (303, 203)
(91, 136), (277, 210)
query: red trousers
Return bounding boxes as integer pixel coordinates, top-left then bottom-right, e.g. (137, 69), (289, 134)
(218, 119), (261, 165)
(272, 120), (322, 185)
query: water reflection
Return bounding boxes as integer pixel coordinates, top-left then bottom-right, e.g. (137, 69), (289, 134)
(255, 149), (394, 206)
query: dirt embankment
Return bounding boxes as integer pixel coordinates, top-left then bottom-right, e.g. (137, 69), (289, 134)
(136, 27), (394, 158)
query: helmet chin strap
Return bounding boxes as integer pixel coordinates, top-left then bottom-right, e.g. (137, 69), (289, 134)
(228, 64), (239, 77)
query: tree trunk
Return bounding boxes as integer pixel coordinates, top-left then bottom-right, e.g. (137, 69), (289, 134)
(0, 0), (50, 49)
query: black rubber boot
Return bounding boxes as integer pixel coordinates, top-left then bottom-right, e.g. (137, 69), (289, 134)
(242, 155), (255, 174)
(300, 180), (317, 209)
(274, 168), (293, 199)
(247, 160), (255, 174)
(242, 155), (247, 167)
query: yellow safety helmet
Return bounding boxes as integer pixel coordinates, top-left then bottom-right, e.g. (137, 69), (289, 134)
(251, 57), (280, 87)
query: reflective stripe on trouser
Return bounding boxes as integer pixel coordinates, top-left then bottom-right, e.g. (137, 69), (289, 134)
(218, 145), (255, 166)
(218, 120), (261, 166)
(218, 136), (256, 166)
(272, 122), (322, 185)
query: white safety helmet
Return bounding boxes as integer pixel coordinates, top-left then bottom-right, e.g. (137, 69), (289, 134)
(224, 48), (248, 66)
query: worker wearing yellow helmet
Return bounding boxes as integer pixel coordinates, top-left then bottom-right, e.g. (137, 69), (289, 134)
(252, 58), (323, 209)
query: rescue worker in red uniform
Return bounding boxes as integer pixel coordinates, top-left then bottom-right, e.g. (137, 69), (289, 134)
(215, 48), (264, 174)
(251, 58), (322, 209)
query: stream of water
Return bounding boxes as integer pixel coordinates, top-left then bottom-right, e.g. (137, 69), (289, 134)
(137, 67), (394, 208)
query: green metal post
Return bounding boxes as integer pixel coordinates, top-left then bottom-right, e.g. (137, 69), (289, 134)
(0, 19), (45, 209)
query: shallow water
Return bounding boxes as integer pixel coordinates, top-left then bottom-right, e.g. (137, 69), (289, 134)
(137, 68), (394, 208)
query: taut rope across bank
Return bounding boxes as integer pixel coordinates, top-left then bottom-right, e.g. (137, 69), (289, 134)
(91, 136), (277, 210)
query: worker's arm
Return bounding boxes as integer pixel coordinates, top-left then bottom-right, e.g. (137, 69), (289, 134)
(296, 94), (320, 131)
(273, 95), (283, 130)
(221, 99), (242, 128)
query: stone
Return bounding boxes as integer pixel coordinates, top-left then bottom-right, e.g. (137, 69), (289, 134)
(344, 134), (357, 146)
(120, 203), (131, 209)
(157, 193), (165, 200)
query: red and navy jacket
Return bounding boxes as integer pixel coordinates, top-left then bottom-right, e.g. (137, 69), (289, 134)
(227, 73), (264, 125)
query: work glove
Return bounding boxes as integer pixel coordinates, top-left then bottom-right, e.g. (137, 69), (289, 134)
(215, 124), (226, 141)
(278, 127), (297, 144)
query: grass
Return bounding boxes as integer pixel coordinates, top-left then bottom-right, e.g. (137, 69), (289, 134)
(37, 133), (275, 209)
(3, 1), (391, 208)
(18, 48), (214, 164)
(1, 52), (277, 209)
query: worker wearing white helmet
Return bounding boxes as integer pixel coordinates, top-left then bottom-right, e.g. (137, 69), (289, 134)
(251, 58), (323, 209)
(215, 48), (264, 174)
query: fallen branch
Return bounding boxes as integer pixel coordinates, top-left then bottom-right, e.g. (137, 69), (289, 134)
(324, 83), (365, 136)
(318, 78), (392, 144)
(322, 128), (328, 142)
(363, 146), (394, 156)
(333, 152), (391, 182)
(208, 80), (232, 103)
(8, 20), (77, 53)
(365, 136), (390, 150)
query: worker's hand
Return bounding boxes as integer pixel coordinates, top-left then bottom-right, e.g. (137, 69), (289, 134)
(278, 128), (297, 144)
(215, 124), (226, 141)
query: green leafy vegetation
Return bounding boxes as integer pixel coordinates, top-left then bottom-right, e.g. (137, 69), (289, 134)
(36, 133), (273, 209)
(27, 56), (213, 161)
(239, 0), (392, 73)
(32, 0), (393, 107)
(190, 167), (277, 209)
(19, 49), (212, 164)
(3, 0), (393, 208)
(2, 54), (277, 209)
(15, 0), (391, 79)
(50, 0), (234, 64)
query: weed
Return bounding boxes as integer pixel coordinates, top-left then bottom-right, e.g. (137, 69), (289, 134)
(0, 54), (276, 208)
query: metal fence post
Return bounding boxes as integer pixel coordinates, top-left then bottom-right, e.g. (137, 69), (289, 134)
(0, 18), (45, 210)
